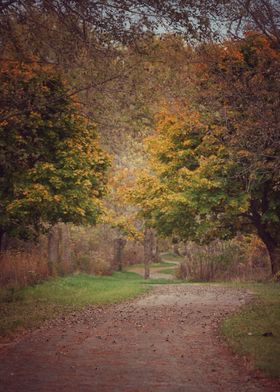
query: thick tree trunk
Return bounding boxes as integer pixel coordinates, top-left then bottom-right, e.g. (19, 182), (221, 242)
(250, 201), (280, 275)
(144, 228), (153, 279)
(255, 230), (280, 275)
(266, 246), (280, 275)
(113, 238), (126, 271)
(256, 233), (280, 275)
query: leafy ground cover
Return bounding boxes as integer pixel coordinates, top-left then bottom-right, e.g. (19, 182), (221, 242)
(222, 283), (280, 377)
(0, 272), (148, 338)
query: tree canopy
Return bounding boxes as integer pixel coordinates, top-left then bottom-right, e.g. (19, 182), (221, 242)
(127, 33), (280, 273)
(0, 60), (109, 242)
(1, 2), (280, 277)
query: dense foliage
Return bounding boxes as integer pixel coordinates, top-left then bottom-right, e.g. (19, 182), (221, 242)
(128, 34), (280, 273)
(0, 61), (109, 242)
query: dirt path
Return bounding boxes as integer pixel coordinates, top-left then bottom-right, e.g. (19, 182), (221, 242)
(128, 262), (179, 280)
(128, 266), (175, 280)
(0, 285), (279, 392)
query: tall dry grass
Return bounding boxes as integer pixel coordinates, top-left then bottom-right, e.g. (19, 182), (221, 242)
(177, 236), (271, 282)
(0, 249), (49, 288)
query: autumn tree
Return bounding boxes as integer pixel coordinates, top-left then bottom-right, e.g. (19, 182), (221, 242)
(217, 0), (280, 46)
(3, 1), (278, 160)
(201, 33), (280, 273)
(129, 34), (280, 274)
(1, 1), (279, 143)
(2, 1), (279, 51)
(0, 60), (109, 247)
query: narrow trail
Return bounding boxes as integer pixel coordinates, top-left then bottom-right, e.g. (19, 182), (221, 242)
(127, 267), (175, 280)
(128, 260), (180, 280)
(0, 285), (279, 392)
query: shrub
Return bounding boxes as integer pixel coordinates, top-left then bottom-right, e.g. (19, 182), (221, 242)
(272, 271), (280, 283)
(177, 236), (270, 282)
(90, 256), (113, 276)
(74, 251), (112, 276)
(175, 262), (188, 280)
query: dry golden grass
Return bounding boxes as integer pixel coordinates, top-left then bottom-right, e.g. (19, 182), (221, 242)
(0, 250), (49, 288)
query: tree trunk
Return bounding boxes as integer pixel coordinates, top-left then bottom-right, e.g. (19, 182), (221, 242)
(254, 228), (280, 275)
(144, 228), (153, 279)
(152, 243), (161, 263)
(0, 230), (8, 251)
(48, 224), (72, 275)
(47, 226), (59, 275)
(151, 229), (161, 263)
(58, 223), (71, 272)
(173, 243), (180, 256)
(113, 238), (126, 271)
(250, 202), (280, 275)
(256, 232), (280, 275)
(267, 246), (280, 275)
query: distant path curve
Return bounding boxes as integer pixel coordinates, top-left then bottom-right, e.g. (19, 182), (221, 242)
(0, 284), (279, 392)
(128, 261), (180, 280)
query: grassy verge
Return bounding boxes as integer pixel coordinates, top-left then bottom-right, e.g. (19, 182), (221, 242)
(222, 283), (280, 377)
(0, 271), (148, 338)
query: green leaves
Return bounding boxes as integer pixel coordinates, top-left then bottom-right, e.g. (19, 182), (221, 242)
(0, 61), (109, 239)
(128, 33), (280, 273)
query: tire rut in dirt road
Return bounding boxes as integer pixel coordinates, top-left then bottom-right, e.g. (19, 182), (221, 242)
(0, 285), (279, 392)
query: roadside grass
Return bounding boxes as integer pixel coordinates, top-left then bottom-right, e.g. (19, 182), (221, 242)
(221, 283), (280, 377)
(0, 272), (148, 338)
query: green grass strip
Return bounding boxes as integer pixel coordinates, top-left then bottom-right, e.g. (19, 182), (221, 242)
(0, 272), (147, 337)
(222, 283), (280, 377)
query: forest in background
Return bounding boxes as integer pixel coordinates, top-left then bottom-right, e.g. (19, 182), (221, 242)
(0, 0), (280, 288)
